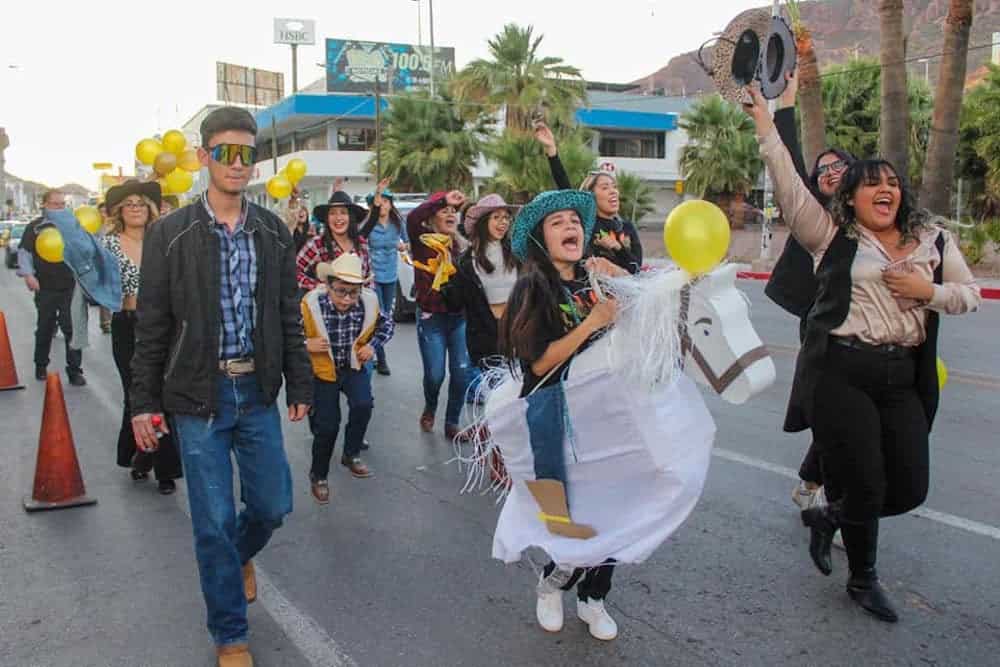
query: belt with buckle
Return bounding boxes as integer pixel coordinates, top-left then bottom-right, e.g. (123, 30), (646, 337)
(831, 336), (914, 357)
(219, 358), (255, 376)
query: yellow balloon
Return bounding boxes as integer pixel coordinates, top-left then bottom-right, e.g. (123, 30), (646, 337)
(663, 200), (731, 275)
(74, 205), (103, 234)
(285, 158), (307, 185)
(937, 357), (948, 391)
(164, 168), (194, 194)
(36, 227), (65, 263)
(158, 178), (173, 195)
(178, 148), (201, 172)
(135, 138), (163, 166)
(153, 151), (178, 177)
(266, 175), (293, 199)
(162, 129), (187, 155)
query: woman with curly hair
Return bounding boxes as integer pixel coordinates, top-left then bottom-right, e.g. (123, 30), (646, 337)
(745, 86), (980, 623)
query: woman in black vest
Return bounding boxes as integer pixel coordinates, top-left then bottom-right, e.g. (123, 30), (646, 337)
(746, 86), (981, 623)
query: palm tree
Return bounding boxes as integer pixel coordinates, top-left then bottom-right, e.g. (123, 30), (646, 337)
(958, 64), (1000, 219)
(486, 127), (595, 203)
(452, 24), (587, 134)
(785, 0), (826, 168)
(879, 0), (910, 177)
(371, 89), (492, 192)
(679, 95), (763, 227)
(919, 0), (975, 215)
(616, 171), (657, 224)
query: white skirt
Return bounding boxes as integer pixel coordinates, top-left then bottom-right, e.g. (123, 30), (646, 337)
(488, 370), (716, 569)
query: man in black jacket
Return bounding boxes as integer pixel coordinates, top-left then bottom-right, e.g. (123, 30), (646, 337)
(129, 107), (311, 667)
(17, 189), (86, 385)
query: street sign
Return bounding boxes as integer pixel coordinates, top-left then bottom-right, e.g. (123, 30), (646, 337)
(325, 39), (455, 93)
(274, 18), (316, 46)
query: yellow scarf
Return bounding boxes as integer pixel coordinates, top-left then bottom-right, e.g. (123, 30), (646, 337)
(407, 233), (457, 291)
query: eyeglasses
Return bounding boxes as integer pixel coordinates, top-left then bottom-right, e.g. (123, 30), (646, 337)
(816, 159), (848, 177)
(330, 286), (362, 299)
(208, 143), (258, 166)
(122, 200), (147, 210)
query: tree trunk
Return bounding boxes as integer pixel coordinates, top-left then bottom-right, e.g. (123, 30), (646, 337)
(796, 29), (827, 169)
(919, 0), (974, 215)
(879, 0), (910, 178)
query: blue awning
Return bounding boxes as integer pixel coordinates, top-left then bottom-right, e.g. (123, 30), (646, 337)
(255, 94), (389, 131)
(575, 108), (678, 132)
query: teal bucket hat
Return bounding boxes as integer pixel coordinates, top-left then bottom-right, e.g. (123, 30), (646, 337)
(365, 189), (395, 206)
(510, 190), (597, 261)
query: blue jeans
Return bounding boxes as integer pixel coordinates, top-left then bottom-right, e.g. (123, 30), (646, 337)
(309, 367), (374, 478)
(373, 282), (396, 366)
(416, 309), (471, 427)
(172, 374), (293, 647)
(525, 383), (569, 484)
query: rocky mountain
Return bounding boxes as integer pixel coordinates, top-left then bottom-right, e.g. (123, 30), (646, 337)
(633, 0), (1000, 95)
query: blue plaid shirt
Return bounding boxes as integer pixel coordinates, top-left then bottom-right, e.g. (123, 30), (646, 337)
(203, 194), (257, 360)
(318, 292), (394, 368)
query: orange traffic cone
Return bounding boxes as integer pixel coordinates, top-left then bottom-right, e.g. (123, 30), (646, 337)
(23, 373), (96, 512)
(0, 311), (24, 391)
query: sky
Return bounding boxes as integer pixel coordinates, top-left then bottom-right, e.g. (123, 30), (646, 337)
(0, 0), (767, 189)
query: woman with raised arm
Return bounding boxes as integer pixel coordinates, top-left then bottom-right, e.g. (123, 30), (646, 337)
(533, 121), (643, 274)
(745, 85), (980, 623)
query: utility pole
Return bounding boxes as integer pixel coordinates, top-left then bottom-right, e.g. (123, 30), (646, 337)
(375, 76), (382, 181)
(271, 116), (279, 175)
(429, 0), (436, 97)
(291, 43), (299, 93)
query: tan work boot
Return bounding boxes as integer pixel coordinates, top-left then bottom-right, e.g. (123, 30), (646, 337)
(242, 561), (257, 604)
(217, 643), (254, 667)
(524, 479), (597, 539)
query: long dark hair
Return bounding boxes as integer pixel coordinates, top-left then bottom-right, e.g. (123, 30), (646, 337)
(322, 206), (362, 252)
(498, 229), (565, 363)
(471, 211), (518, 274)
(830, 159), (934, 245)
(809, 148), (856, 206)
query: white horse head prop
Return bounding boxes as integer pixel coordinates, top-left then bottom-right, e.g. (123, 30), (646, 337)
(676, 263), (775, 404)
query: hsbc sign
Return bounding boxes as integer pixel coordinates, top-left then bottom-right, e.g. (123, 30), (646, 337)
(274, 18), (316, 46)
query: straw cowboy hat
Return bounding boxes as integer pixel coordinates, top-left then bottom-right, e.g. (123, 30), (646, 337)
(699, 9), (797, 104)
(462, 194), (521, 237)
(510, 190), (596, 262)
(316, 253), (365, 284)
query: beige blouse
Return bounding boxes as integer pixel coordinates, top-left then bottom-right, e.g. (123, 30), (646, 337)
(759, 128), (981, 346)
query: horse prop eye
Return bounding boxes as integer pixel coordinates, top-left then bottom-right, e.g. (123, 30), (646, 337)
(694, 317), (713, 339)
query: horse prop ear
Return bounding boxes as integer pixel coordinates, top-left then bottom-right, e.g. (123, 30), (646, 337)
(706, 262), (739, 292)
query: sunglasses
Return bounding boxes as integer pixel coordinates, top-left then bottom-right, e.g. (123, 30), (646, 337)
(816, 159), (848, 177)
(208, 143), (258, 166)
(330, 286), (362, 299)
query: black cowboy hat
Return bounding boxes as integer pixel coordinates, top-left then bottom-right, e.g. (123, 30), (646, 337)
(105, 179), (162, 211)
(313, 190), (367, 226)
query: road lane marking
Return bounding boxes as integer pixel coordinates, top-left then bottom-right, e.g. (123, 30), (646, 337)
(84, 368), (357, 667)
(713, 447), (1000, 542)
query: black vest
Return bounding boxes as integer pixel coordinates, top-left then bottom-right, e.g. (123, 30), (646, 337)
(784, 228), (945, 433)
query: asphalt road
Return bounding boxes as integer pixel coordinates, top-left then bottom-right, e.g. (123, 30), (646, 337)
(1, 266), (998, 667)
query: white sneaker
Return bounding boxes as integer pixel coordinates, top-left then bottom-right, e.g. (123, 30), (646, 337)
(832, 528), (845, 550)
(536, 577), (564, 632)
(792, 481), (824, 510)
(577, 598), (618, 640)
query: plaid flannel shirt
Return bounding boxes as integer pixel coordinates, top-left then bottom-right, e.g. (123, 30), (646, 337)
(296, 236), (371, 290)
(318, 292), (394, 368)
(203, 194), (257, 360)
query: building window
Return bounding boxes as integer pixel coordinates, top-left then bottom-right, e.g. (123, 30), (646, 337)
(598, 131), (665, 159)
(298, 127), (328, 151)
(337, 126), (376, 151)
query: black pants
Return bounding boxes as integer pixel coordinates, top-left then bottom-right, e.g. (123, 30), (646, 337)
(812, 341), (929, 524)
(543, 560), (616, 601)
(111, 311), (182, 480)
(34, 288), (82, 374)
(798, 441), (823, 485)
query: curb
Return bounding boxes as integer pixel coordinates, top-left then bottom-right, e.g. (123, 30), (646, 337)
(736, 271), (1000, 301)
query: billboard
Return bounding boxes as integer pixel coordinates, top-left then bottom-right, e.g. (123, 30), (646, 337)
(216, 62), (285, 106)
(274, 18), (315, 45)
(325, 39), (455, 93)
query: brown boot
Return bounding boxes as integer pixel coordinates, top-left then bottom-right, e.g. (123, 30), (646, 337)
(524, 479), (597, 540)
(217, 643), (254, 667)
(242, 561), (257, 604)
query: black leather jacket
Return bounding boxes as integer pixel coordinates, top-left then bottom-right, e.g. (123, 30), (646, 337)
(130, 198), (312, 417)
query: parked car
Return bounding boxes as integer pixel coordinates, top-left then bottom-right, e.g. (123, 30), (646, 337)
(5, 223), (27, 269)
(0, 220), (20, 248)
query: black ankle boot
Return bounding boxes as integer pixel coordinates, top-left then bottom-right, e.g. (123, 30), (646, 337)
(841, 520), (898, 623)
(801, 501), (840, 576)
